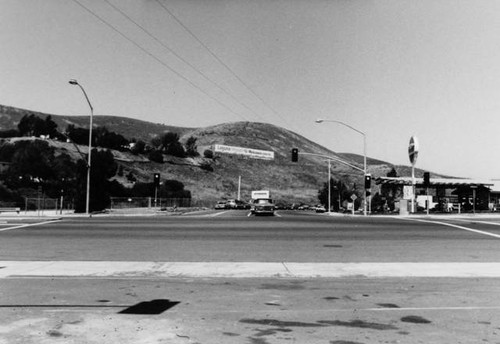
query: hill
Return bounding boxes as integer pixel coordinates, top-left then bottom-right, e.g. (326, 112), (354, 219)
(0, 104), (190, 142)
(0, 104), (436, 206)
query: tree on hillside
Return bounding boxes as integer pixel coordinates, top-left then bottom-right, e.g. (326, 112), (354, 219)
(0, 129), (20, 138)
(0, 142), (16, 161)
(0, 140), (78, 204)
(318, 178), (346, 211)
(148, 150), (164, 163)
(203, 149), (214, 159)
(8, 140), (56, 181)
(66, 125), (90, 145)
(93, 127), (129, 151)
(130, 140), (145, 155)
(150, 135), (162, 149)
(185, 136), (199, 157)
(161, 132), (185, 158)
(160, 179), (191, 199)
(74, 149), (117, 213)
(18, 114), (60, 138)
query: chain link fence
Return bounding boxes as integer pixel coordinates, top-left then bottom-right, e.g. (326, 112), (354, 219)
(110, 197), (192, 209)
(23, 197), (70, 214)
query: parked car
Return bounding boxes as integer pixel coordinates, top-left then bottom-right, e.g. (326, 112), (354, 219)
(214, 201), (227, 209)
(315, 205), (326, 213)
(251, 198), (275, 216)
(225, 199), (237, 209)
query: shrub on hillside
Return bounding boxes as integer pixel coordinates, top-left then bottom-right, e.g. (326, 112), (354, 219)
(203, 149), (214, 159)
(148, 150), (164, 163)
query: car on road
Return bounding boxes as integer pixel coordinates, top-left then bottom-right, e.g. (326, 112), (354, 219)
(235, 199), (251, 209)
(214, 201), (227, 209)
(225, 199), (237, 209)
(251, 198), (275, 216)
(315, 205), (326, 213)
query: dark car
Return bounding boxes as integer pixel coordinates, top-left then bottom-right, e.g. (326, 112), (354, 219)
(235, 199), (251, 209)
(251, 198), (275, 216)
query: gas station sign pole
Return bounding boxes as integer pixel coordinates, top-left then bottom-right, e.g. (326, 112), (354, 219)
(408, 136), (419, 213)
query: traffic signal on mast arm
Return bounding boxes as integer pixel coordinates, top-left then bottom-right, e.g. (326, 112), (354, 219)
(291, 148), (299, 162)
(364, 174), (372, 189)
(423, 172), (430, 187)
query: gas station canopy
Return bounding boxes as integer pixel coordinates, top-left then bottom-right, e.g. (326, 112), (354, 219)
(375, 177), (494, 188)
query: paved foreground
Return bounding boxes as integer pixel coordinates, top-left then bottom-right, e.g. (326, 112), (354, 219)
(1, 213), (500, 343)
(2, 274), (500, 344)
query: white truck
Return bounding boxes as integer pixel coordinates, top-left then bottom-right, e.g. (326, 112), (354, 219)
(251, 190), (270, 200)
(416, 195), (438, 210)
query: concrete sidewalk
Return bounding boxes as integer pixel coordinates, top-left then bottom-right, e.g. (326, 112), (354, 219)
(3, 261), (500, 278)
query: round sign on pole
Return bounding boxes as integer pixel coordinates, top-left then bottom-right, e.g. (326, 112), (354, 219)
(408, 136), (419, 165)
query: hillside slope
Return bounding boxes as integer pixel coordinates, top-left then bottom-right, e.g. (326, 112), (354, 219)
(0, 104), (429, 205)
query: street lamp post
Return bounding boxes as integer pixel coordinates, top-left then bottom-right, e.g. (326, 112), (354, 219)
(328, 159), (331, 214)
(69, 79), (93, 215)
(316, 119), (367, 216)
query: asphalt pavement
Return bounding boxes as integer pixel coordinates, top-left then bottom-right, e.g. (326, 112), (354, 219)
(1, 210), (500, 343)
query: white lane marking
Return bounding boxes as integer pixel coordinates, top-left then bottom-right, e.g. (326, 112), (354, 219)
(0, 219), (62, 232)
(210, 211), (230, 217)
(404, 218), (500, 239)
(453, 218), (500, 226)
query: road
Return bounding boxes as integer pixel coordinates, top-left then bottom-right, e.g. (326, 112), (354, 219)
(1, 210), (500, 262)
(1, 211), (500, 343)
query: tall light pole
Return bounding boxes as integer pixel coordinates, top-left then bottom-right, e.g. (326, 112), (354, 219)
(316, 118), (367, 216)
(69, 79), (93, 215)
(328, 159), (331, 214)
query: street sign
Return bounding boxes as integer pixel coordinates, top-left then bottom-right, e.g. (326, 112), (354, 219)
(350, 194), (358, 201)
(403, 185), (414, 199)
(408, 136), (419, 165)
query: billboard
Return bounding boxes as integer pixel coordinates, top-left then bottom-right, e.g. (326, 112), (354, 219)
(214, 144), (274, 160)
(251, 190), (270, 199)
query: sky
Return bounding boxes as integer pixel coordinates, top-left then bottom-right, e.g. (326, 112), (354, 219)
(1, 0), (500, 180)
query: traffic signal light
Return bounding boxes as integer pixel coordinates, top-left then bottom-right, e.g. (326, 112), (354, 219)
(423, 172), (430, 187)
(291, 148), (298, 162)
(364, 174), (372, 189)
(153, 173), (160, 187)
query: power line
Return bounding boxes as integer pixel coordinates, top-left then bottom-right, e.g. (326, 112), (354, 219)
(154, 0), (301, 131)
(102, 0), (268, 123)
(70, 0), (249, 122)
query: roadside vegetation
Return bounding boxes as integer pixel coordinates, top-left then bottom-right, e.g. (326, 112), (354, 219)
(0, 114), (195, 212)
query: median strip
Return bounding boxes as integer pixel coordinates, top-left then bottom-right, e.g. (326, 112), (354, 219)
(2, 261), (500, 278)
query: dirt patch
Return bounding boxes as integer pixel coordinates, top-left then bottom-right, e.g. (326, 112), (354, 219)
(318, 320), (398, 330)
(377, 303), (400, 308)
(240, 318), (324, 328)
(259, 283), (305, 290)
(253, 328), (293, 337)
(401, 316), (431, 324)
(222, 332), (240, 337)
